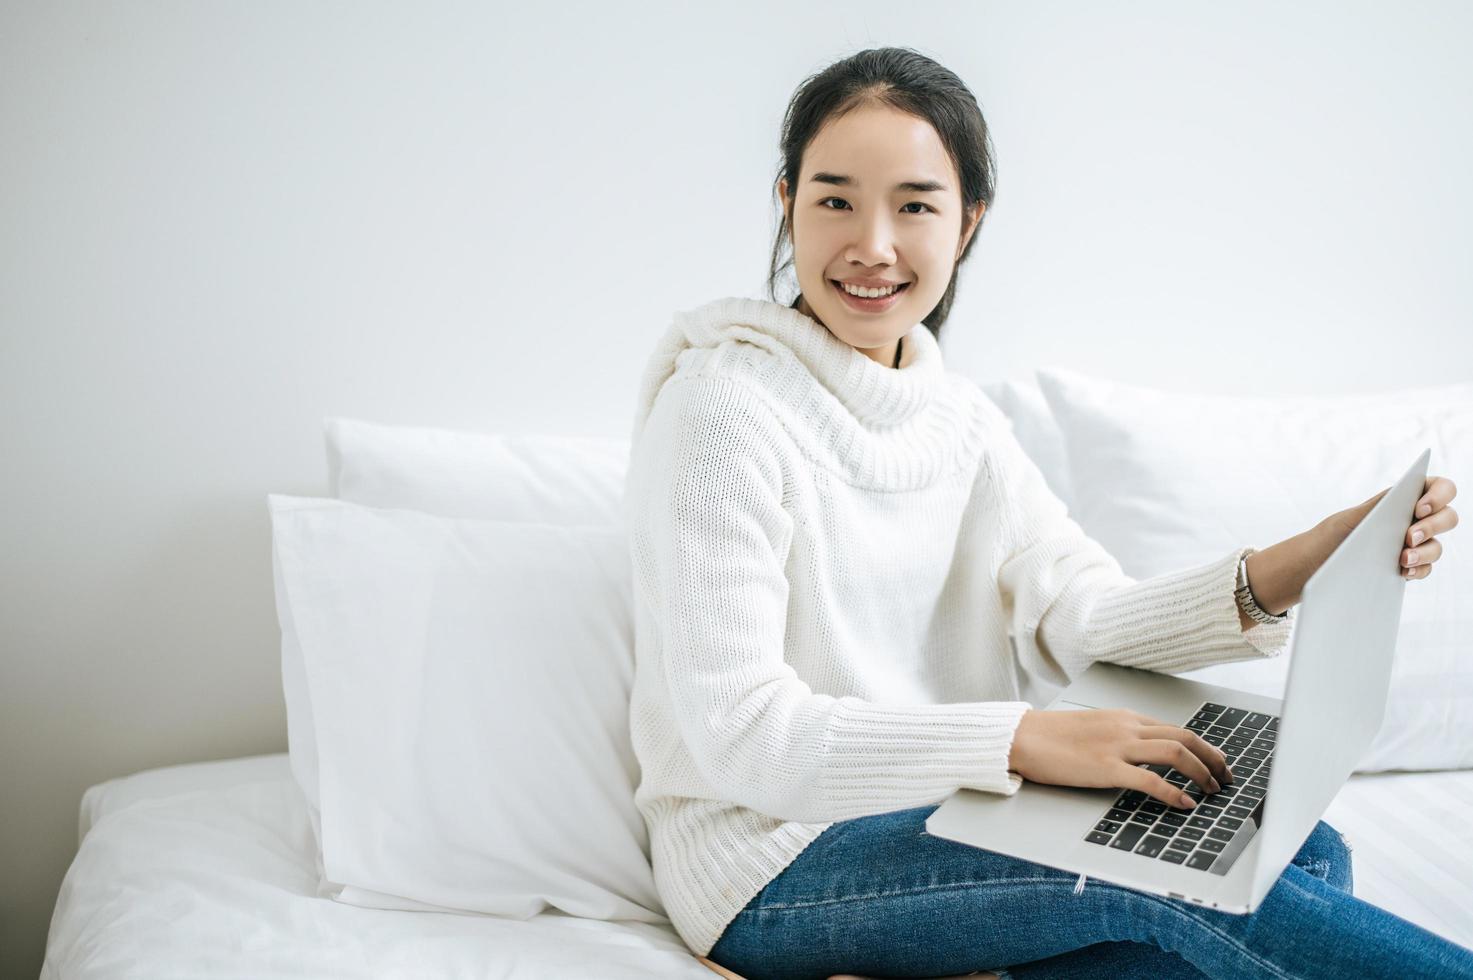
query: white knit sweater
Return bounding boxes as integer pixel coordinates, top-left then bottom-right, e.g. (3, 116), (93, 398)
(622, 296), (1296, 957)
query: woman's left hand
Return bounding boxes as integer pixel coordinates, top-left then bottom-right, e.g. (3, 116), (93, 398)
(1327, 475), (1459, 580)
(1400, 475), (1459, 579)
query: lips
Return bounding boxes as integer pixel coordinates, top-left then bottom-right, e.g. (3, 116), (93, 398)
(833, 279), (910, 290)
(829, 278), (910, 312)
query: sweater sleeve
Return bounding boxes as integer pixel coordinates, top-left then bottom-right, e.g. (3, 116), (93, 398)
(628, 376), (1033, 825)
(983, 403), (1296, 693)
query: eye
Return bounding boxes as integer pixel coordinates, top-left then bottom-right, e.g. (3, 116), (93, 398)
(818, 197), (934, 215)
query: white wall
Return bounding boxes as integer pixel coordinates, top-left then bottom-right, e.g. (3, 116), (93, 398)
(3, 1), (1469, 975)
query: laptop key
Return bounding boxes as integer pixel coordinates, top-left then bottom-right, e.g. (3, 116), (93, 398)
(1186, 850), (1217, 870)
(1160, 848), (1188, 864)
(1266, 717), (1279, 733)
(1165, 772), (1190, 786)
(1159, 811), (1187, 827)
(1226, 805), (1254, 819)
(1202, 733), (1224, 746)
(1208, 725), (1234, 738)
(1110, 824), (1148, 851)
(1186, 719), (1211, 732)
(1239, 785), (1266, 799)
(1218, 816), (1244, 830)
(1218, 708), (1248, 729)
(1166, 835), (1194, 851)
(1252, 738), (1275, 752)
(1242, 712), (1271, 729)
(1198, 838), (1227, 853)
(1187, 816), (1214, 830)
(1135, 834), (1171, 858)
(1095, 820), (1123, 834)
(1249, 775), (1269, 789)
(1120, 790), (1148, 806)
(1194, 805), (1223, 819)
(1208, 828), (1236, 843)
(1176, 827), (1205, 841)
(1106, 808), (1132, 822)
(1139, 801), (1168, 814)
(1226, 734), (1253, 749)
(1130, 811), (1156, 825)
(1244, 747), (1270, 761)
(1231, 764), (1257, 779)
(1086, 831), (1113, 845)
(1203, 702), (1226, 713)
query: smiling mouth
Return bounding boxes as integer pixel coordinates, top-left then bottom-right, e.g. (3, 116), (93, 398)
(830, 278), (911, 310)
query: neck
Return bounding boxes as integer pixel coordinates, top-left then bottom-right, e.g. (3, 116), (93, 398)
(795, 293), (907, 369)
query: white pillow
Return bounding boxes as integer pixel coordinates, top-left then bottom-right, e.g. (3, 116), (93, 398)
(980, 377), (1075, 512)
(1034, 366), (1473, 772)
(280, 418), (632, 860)
(325, 415), (630, 523)
(268, 493), (664, 923)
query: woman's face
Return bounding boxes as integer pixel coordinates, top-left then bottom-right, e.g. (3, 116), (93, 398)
(780, 103), (983, 365)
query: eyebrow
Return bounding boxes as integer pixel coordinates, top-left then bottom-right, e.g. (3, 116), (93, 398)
(808, 172), (947, 193)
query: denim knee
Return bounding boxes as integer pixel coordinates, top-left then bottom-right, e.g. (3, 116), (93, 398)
(1296, 819), (1354, 893)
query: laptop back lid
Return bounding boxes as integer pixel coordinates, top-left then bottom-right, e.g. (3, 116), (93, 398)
(1248, 448), (1429, 907)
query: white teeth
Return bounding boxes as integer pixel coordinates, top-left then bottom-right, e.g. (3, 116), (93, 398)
(840, 281), (902, 298)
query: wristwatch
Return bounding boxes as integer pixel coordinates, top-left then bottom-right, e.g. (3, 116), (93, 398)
(1236, 547), (1289, 625)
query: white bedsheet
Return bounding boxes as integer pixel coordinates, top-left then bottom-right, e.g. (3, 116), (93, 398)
(43, 754), (1473, 978)
(45, 754), (713, 980)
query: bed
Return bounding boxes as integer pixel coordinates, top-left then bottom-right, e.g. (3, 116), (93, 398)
(42, 752), (1473, 978)
(42, 753), (717, 980)
(44, 387), (1473, 977)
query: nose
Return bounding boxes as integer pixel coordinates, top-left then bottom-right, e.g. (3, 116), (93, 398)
(846, 212), (897, 267)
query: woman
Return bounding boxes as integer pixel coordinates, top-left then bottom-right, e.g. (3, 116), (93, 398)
(624, 47), (1466, 980)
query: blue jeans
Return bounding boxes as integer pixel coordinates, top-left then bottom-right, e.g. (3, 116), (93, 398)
(707, 802), (1473, 980)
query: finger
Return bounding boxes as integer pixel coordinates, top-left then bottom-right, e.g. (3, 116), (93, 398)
(1402, 538), (1442, 568)
(1408, 505), (1458, 547)
(1141, 724), (1232, 786)
(1403, 562), (1431, 580)
(1131, 713), (1228, 786)
(1131, 737), (1220, 794)
(1414, 476), (1457, 521)
(1118, 762), (1196, 810)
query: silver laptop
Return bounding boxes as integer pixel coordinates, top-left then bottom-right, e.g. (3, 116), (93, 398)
(925, 447), (1430, 913)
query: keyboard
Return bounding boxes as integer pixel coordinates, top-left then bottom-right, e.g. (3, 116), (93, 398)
(1083, 700), (1277, 875)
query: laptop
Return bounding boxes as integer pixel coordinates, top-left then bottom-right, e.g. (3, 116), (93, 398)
(924, 447), (1430, 914)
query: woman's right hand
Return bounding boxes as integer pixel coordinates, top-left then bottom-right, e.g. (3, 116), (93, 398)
(1006, 707), (1232, 809)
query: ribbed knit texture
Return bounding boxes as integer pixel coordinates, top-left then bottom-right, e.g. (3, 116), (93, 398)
(623, 296), (1297, 957)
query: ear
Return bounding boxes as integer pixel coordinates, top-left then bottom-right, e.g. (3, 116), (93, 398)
(957, 201), (986, 258)
(777, 178), (791, 226)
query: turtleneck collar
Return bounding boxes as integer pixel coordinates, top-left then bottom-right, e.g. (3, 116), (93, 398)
(633, 295), (945, 438)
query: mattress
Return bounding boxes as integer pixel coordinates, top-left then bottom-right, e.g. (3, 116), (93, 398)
(43, 755), (1473, 978)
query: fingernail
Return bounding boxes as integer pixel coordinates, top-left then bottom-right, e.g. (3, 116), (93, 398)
(1411, 529), (1425, 545)
(1407, 549), (1419, 564)
(1179, 792), (1196, 809)
(1419, 502), (1432, 516)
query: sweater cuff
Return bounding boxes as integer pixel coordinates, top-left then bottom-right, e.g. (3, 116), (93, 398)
(951, 700), (1031, 796)
(1089, 547), (1297, 675)
(815, 699), (1034, 807)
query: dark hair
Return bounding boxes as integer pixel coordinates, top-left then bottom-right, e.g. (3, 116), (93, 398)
(767, 47), (997, 338)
